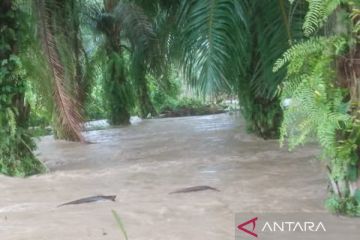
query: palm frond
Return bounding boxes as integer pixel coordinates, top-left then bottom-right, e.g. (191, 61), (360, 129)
(35, 0), (84, 142)
(113, 2), (155, 53)
(249, 0), (306, 99)
(177, 0), (249, 95)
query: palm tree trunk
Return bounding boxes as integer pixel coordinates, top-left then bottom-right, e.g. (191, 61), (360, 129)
(239, 14), (283, 139)
(102, 0), (131, 125)
(105, 52), (131, 125)
(133, 61), (157, 118)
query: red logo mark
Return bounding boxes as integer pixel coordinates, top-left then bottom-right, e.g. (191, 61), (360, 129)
(237, 217), (258, 238)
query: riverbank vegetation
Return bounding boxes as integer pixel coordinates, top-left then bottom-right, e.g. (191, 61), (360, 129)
(0, 0), (359, 215)
(275, 0), (360, 216)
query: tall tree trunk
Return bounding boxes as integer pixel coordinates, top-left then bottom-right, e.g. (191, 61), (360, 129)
(103, 0), (131, 125)
(238, 10), (283, 139)
(348, 45), (360, 195)
(133, 60), (157, 118)
(337, 44), (360, 196)
(67, 0), (90, 110)
(104, 52), (131, 125)
(331, 6), (360, 202)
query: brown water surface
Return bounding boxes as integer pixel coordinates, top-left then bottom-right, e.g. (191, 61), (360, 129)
(0, 113), (343, 239)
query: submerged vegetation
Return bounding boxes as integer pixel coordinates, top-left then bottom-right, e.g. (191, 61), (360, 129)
(0, 0), (359, 215)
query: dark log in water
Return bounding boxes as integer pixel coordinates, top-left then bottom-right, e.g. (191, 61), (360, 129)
(57, 195), (116, 207)
(169, 185), (220, 194)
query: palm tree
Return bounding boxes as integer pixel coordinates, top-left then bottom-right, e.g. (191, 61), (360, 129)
(235, 0), (305, 138)
(91, 0), (133, 125)
(88, 0), (162, 123)
(134, 0), (305, 138)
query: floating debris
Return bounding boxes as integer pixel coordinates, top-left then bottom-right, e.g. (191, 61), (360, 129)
(169, 185), (220, 194)
(58, 195), (116, 207)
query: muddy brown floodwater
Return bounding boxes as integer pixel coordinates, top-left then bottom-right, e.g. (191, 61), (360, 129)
(0, 113), (358, 239)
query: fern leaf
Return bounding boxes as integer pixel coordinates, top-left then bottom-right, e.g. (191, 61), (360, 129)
(273, 37), (325, 72)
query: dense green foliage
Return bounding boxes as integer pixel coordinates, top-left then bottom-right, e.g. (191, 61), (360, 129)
(276, 0), (360, 215)
(0, 1), (44, 176)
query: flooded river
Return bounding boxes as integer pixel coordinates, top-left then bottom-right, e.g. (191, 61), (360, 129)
(0, 113), (355, 239)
